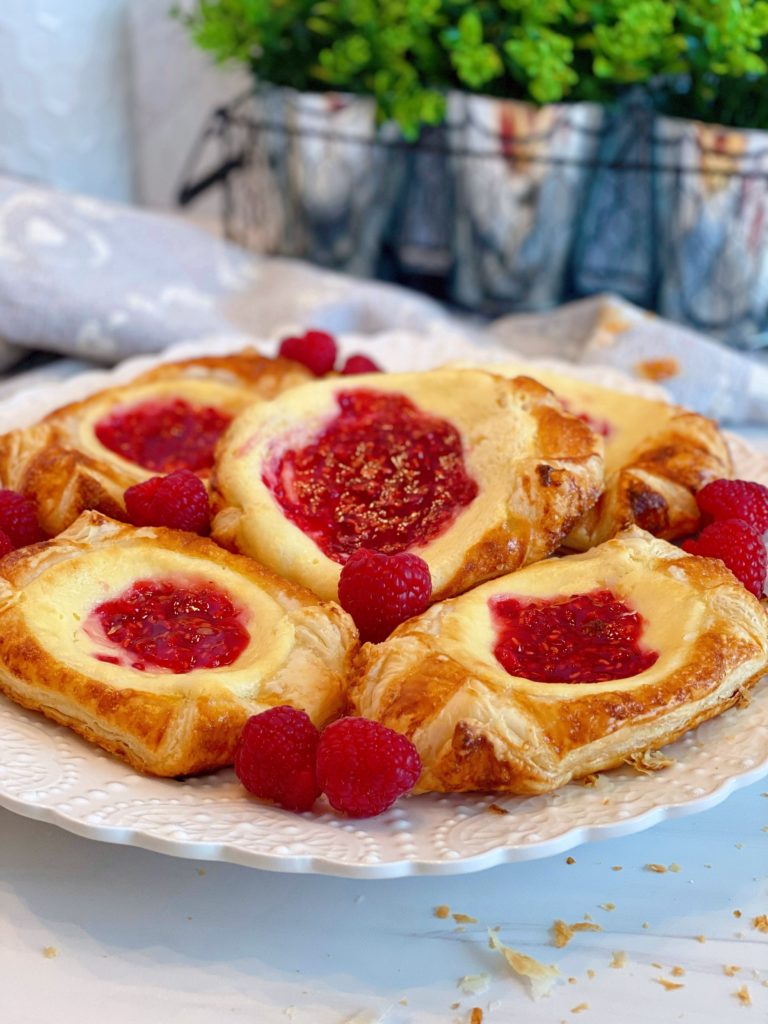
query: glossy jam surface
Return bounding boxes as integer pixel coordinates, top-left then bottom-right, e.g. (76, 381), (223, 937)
(491, 589), (659, 683)
(265, 389), (478, 562)
(86, 579), (249, 673)
(95, 398), (232, 473)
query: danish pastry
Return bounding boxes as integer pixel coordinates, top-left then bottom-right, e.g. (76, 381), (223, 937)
(0, 512), (356, 776)
(450, 362), (731, 549)
(212, 369), (604, 602)
(0, 350), (311, 536)
(350, 528), (768, 795)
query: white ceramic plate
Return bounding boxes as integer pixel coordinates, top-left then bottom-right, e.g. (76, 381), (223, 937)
(0, 331), (766, 879)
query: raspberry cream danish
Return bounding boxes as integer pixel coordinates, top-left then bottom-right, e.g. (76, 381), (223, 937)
(0, 512), (356, 776)
(451, 362), (731, 549)
(350, 528), (768, 795)
(212, 369), (604, 602)
(0, 350), (311, 536)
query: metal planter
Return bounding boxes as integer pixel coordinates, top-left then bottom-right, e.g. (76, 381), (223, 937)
(446, 93), (604, 314)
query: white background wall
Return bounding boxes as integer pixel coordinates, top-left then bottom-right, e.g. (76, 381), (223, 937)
(0, 0), (248, 207)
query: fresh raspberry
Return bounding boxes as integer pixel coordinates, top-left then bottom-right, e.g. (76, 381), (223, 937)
(683, 519), (767, 597)
(340, 354), (381, 375)
(338, 548), (432, 643)
(0, 489), (46, 547)
(278, 329), (337, 376)
(235, 706), (321, 813)
(316, 717), (422, 817)
(0, 530), (14, 558)
(124, 469), (210, 534)
(696, 478), (768, 534)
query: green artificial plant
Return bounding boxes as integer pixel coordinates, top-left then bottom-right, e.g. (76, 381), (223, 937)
(179, 0), (768, 135)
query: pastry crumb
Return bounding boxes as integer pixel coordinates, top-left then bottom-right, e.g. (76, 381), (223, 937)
(734, 910), (743, 919)
(434, 905), (451, 919)
(695, 934), (707, 943)
(398, 998), (408, 1006)
(470, 1008), (483, 1024)
(552, 919), (603, 948)
(581, 774), (600, 787)
(752, 915), (768, 933)
(654, 977), (684, 991)
(42, 946), (58, 959)
(668, 863), (681, 873)
(611, 866), (622, 872)
(646, 863), (667, 873)
(450, 1004), (460, 1011)
(453, 913), (478, 924)
(598, 903), (616, 912)
(734, 986), (752, 1007)
(587, 969), (596, 980)
(566, 856), (576, 865)
(670, 966), (685, 978)
(196, 867), (206, 876)
(642, 922), (649, 929)
(724, 966), (742, 977)
(570, 1003), (589, 1014)
(609, 951), (627, 969)
(489, 930), (561, 999)
(488, 803), (510, 815)
(625, 749), (676, 773)
(568, 977), (577, 984)
(458, 974), (489, 996)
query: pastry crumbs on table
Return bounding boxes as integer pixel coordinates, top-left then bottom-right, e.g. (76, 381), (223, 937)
(196, 867), (206, 876)
(642, 922), (649, 929)
(646, 863), (667, 873)
(450, 1003), (460, 1010)
(458, 974), (489, 996)
(488, 803), (509, 815)
(734, 986), (752, 1006)
(470, 1009), (483, 1024)
(571, 1003), (589, 1014)
(434, 905), (451, 919)
(734, 910), (743, 918)
(488, 931), (561, 1000)
(670, 966), (685, 978)
(609, 951), (627, 969)
(752, 915), (768, 933)
(453, 913), (478, 924)
(568, 977), (577, 984)
(668, 863), (681, 873)
(587, 969), (596, 979)
(598, 902), (616, 911)
(695, 934), (707, 943)
(552, 919), (603, 948)
(654, 977), (684, 991)
(611, 866), (622, 871)
(41, 946), (58, 959)
(724, 966), (742, 977)
(566, 856), (575, 865)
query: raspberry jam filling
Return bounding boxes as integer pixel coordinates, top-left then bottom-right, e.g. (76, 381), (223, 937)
(85, 579), (249, 673)
(95, 398), (232, 473)
(490, 589), (659, 683)
(265, 389), (478, 562)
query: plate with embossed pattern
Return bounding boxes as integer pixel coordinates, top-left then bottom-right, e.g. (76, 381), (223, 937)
(0, 329), (766, 878)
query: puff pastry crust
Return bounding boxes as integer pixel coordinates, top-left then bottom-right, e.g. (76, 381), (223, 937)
(350, 528), (768, 795)
(212, 369), (604, 602)
(0, 512), (357, 776)
(0, 350), (311, 536)
(448, 362), (731, 549)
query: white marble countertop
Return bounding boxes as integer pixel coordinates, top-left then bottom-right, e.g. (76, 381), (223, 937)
(0, 364), (766, 1024)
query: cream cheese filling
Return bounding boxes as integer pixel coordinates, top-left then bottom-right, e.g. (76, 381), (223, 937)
(434, 540), (705, 697)
(19, 546), (295, 698)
